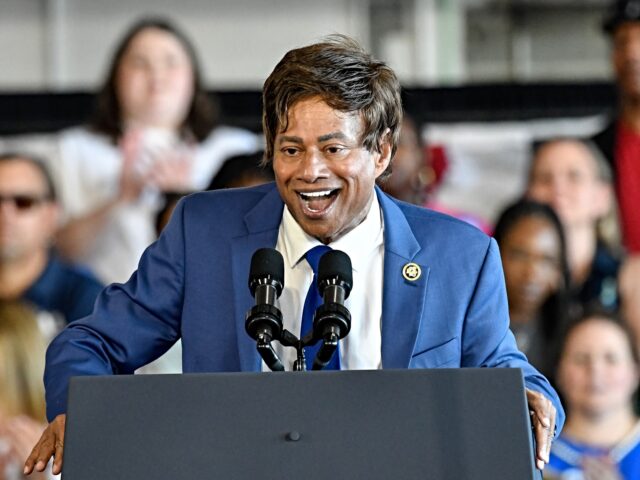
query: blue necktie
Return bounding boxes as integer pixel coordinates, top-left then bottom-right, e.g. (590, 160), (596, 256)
(301, 245), (340, 370)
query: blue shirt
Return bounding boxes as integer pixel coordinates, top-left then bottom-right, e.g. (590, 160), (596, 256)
(23, 253), (104, 325)
(547, 421), (640, 479)
(575, 242), (620, 312)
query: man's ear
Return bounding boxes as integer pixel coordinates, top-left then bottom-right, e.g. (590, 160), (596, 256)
(374, 129), (392, 178)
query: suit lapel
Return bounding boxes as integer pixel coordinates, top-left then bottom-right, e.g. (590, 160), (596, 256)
(231, 185), (284, 372)
(230, 185), (429, 370)
(377, 189), (430, 368)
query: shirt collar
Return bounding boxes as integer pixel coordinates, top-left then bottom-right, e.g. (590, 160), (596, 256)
(280, 192), (384, 273)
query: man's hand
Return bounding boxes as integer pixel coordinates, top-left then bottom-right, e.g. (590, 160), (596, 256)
(23, 414), (66, 476)
(526, 388), (557, 471)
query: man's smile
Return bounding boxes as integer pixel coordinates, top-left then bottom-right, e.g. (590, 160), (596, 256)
(296, 188), (340, 216)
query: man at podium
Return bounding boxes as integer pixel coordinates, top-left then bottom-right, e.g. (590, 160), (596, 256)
(25, 35), (563, 476)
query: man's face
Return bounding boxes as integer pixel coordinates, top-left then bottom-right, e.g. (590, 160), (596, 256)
(613, 22), (640, 99)
(273, 96), (391, 244)
(0, 159), (58, 263)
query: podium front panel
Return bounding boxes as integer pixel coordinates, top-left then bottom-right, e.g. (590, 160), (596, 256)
(63, 369), (537, 479)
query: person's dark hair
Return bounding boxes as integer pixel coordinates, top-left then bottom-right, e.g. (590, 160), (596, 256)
(207, 151), (274, 190)
(494, 199), (571, 341)
(261, 34), (402, 178)
(0, 152), (56, 201)
(556, 308), (639, 367)
(155, 191), (190, 236)
(89, 17), (216, 143)
(602, 0), (640, 35)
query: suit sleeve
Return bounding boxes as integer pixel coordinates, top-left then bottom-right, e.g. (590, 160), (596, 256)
(460, 238), (565, 437)
(44, 199), (188, 421)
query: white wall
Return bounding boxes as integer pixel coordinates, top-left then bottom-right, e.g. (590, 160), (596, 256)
(466, 3), (611, 82)
(0, 0), (371, 90)
(0, 0), (613, 91)
(0, 0), (47, 89)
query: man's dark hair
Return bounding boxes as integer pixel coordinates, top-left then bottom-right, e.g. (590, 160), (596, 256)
(89, 17), (216, 143)
(261, 35), (402, 178)
(0, 153), (57, 201)
(603, 0), (640, 35)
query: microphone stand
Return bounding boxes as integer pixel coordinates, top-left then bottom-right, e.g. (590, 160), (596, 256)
(246, 248), (352, 372)
(277, 329), (308, 371)
(251, 307), (345, 372)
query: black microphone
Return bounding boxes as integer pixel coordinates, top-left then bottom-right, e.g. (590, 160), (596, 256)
(312, 250), (352, 370)
(245, 248), (285, 371)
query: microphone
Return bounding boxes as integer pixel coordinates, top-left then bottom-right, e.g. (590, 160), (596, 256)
(312, 250), (352, 370)
(245, 248), (285, 371)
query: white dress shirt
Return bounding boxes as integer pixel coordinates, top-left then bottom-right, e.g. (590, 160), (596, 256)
(266, 192), (385, 371)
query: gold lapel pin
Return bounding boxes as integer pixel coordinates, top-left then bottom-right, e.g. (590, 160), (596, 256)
(402, 262), (421, 281)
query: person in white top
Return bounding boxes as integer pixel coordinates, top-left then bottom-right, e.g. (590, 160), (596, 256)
(49, 17), (261, 285)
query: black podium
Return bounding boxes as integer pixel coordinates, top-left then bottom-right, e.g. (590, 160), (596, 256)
(62, 369), (539, 479)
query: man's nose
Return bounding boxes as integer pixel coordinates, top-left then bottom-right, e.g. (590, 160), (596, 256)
(298, 150), (329, 182)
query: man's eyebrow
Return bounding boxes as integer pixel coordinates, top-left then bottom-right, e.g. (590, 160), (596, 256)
(278, 136), (303, 144)
(317, 132), (347, 143)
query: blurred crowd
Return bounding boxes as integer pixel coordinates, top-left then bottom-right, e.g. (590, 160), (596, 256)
(2, 1), (640, 478)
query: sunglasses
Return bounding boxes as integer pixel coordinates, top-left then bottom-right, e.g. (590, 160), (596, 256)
(0, 194), (50, 211)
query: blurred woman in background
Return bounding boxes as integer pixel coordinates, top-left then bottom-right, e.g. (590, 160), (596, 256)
(546, 312), (640, 479)
(493, 199), (570, 378)
(527, 138), (621, 318)
(0, 302), (50, 480)
(50, 17), (260, 284)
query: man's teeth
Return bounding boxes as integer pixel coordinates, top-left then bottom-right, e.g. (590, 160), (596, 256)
(300, 190), (334, 199)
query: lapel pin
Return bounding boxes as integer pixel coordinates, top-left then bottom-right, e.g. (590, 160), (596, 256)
(402, 262), (421, 281)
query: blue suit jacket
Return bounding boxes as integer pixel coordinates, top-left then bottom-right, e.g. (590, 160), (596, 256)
(45, 183), (564, 429)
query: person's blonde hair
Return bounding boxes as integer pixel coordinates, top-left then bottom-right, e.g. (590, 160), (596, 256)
(0, 301), (47, 421)
(529, 138), (622, 253)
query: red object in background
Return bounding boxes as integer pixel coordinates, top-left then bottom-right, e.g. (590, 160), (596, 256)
(423, 143), (492, 235)
(615, 122), (640, 253)
(426, 144), (448, 191)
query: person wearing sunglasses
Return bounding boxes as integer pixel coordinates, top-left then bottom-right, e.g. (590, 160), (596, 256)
(0, 153), (103, 340)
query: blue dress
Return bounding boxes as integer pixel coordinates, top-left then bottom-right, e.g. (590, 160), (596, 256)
(546, 421), (640, 479)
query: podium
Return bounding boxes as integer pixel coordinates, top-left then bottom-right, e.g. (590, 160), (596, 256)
(62, 369), (539, 479)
